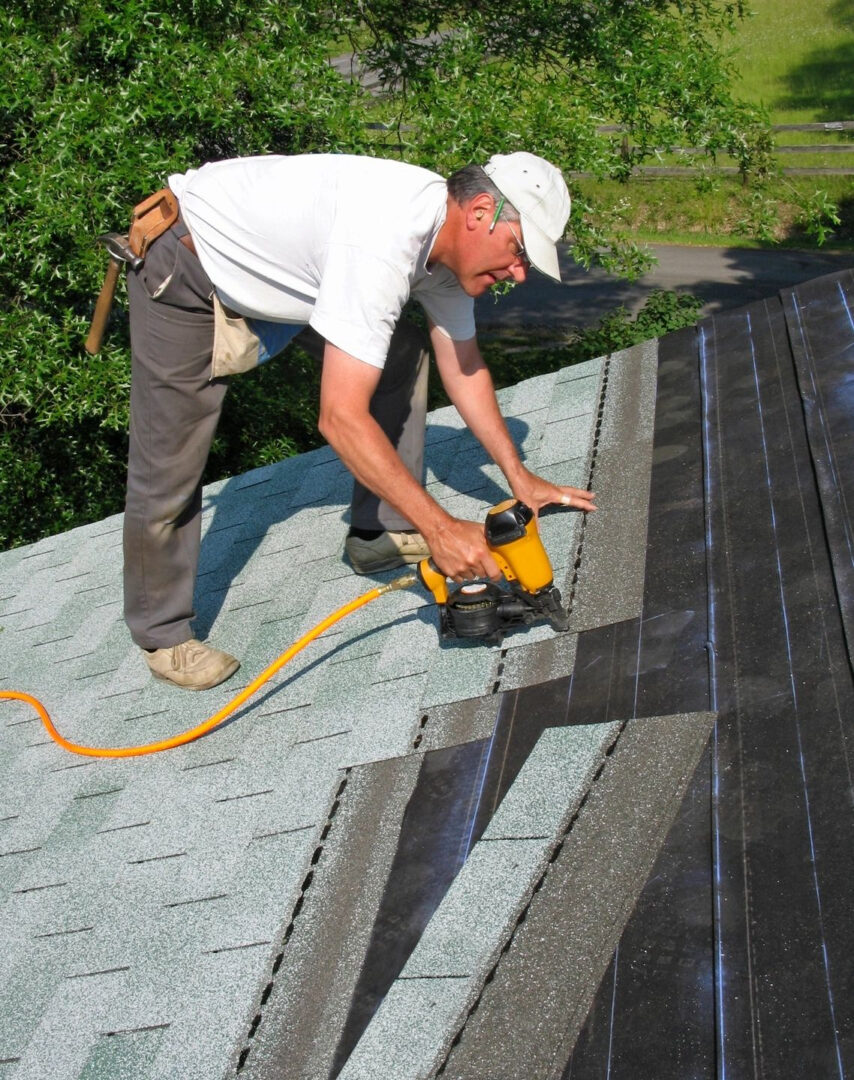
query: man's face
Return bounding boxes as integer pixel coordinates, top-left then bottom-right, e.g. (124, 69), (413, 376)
(450, 198), (530, 297)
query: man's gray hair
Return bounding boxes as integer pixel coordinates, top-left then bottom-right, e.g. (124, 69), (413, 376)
(446, 164), (520, 222)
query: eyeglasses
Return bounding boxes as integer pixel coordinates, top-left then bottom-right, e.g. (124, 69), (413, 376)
(489, 197), (528, 264)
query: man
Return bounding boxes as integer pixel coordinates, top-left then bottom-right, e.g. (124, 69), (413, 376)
(124, 150), (596, 690)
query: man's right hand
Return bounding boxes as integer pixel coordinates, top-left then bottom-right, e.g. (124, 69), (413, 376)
(422, 515), (502, 584)
(318, 345), (500, 584)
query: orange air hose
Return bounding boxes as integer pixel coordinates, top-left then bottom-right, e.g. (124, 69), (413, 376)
(0, 572), (418, 759)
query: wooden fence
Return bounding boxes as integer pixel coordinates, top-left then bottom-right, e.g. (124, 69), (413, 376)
(598, 121), (854, 177)
(364, 120), (854, 175)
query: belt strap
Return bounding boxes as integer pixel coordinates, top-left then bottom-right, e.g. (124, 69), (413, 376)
(169, 208), (198, 258)
(177, 231), (197, 257)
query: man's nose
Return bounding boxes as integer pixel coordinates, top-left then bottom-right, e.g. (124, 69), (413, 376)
(510, 263), (528, 283)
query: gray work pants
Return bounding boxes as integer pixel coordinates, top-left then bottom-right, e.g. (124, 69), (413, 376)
(124, 225), (429, 650)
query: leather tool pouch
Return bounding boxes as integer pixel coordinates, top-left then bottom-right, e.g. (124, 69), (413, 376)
(129, 188), (179, 259)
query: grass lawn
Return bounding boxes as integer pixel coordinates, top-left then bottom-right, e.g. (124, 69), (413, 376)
(732, 0), (854, 126)
(595, 0), (854, 250)
(575, 173), (854, 249)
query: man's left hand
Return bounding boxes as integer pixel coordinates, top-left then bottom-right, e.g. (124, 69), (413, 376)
(510, 466), (597, 516)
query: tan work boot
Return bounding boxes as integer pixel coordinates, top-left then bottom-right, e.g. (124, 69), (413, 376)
(344, 529), (430, 574)
(143, 639), (240, 691)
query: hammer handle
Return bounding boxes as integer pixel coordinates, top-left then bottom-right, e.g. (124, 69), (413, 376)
(84, 258), (121, 356)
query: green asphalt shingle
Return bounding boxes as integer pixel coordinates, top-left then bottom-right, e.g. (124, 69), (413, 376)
(0, 346), (696, 1080)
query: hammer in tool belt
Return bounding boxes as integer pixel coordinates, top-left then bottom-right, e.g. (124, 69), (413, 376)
(84, 188), (178, 355)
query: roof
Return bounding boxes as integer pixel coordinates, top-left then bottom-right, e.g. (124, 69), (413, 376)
(1, 265), (853, 1078)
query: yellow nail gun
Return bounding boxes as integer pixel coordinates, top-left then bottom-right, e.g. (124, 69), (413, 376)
(417, 499), (570, 642)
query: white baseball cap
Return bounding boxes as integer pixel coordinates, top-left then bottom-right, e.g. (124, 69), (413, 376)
(483, 152), (571, 282)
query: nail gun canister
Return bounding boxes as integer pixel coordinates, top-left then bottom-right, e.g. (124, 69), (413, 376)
(485, 499), (555, 594)
(445, 581), (507, 638)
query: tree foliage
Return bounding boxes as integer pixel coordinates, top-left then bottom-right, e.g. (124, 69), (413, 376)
(1, 0), (767, 547)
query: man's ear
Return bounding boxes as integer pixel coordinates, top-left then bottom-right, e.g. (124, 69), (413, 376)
(466, 192), (496, 230)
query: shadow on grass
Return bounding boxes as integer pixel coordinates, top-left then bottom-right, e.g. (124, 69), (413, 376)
(776, 0), (854, 120)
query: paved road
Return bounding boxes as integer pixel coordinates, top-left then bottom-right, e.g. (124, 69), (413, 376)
(475, 243), (854, 330)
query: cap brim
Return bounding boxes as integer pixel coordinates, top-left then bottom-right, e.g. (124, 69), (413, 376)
(520, 213), (562, 282)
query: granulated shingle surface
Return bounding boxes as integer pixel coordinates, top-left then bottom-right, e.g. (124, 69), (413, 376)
(6, 270), (852, 1077)
(2, 356), (650, 1080)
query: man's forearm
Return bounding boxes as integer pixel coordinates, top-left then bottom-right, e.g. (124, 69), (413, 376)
(439, 354), (527, 486)
(432, 331), (596, 518)
(319, 407), (448, 533)
(319, 338), (506, 580)
(321, 407), (503, 578)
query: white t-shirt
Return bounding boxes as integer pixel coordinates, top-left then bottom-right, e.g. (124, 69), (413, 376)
(168, 155), (476, 368)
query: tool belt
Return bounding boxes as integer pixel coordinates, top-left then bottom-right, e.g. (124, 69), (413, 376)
(84, 187), (200, 356)
(127, 186), (261, 377)
(129, 188), (179, 258)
